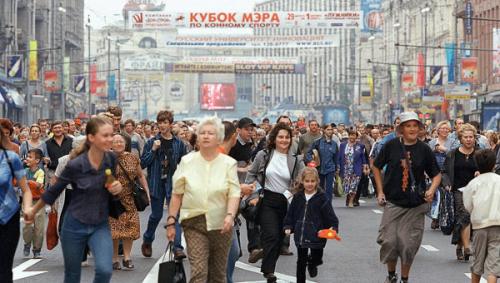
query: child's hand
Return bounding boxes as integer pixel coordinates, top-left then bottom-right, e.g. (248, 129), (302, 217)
(284, 229), (291, 235)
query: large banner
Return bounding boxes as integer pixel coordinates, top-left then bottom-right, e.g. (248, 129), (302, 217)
(129, 11), (361, 29)
(6, 55), (23, 80)
(29, 40), (38, 81)
(430, 66), (443, 86)
(444, 84), (471, 100)
(493, 28), (500, 76)
(73, 75), (86, 93)
(361, 0), (383, 33)
(165, 34), (340, 48)
(446, 43), (456, 83)
(181, 56), (299, 64)
(44, 70), (59, 92)
(165, 63), (306, 74)
(402, 73), (415, 92)
(482, 103), (500, 131)
(461, 57), (478, 83)
(416, 53), (425, 88)
(200, 83), (236, 110)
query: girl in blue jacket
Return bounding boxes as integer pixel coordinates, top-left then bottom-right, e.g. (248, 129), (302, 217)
(284, 167), (339, 283)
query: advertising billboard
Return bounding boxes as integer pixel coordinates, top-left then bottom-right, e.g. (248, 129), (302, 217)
(129, 11), (361, 29)
(482, 103), (500, 131)
(200, 83), (236, 110)
(361, 0), (383, 33)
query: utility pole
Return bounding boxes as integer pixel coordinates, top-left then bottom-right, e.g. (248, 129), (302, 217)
(116, 41), (121, 108)
(357, 45), (362, 105)
(394, 21), (402, 113)
(86, 16), (91, 115)
(107, 32), (111, 108)
(59, 2), (66, 120)
(26, 0), (36, 125)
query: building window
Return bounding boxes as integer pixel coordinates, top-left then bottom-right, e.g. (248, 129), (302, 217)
(138, 37), (157, 48)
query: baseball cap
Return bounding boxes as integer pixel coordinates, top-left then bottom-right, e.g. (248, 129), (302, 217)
(237, 117), (256, 129)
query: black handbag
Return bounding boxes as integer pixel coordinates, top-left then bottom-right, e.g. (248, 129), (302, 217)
(158, 241), (186, 283)
(108, 196), (126, 219)
(117, 161), (149, 211)
(105, 153), (126, 219)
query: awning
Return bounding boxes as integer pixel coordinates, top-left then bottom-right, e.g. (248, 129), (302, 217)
(0, 86), (25, 108)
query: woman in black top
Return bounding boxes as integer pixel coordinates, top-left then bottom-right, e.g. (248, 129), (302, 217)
(27, 117), (123, 283)
(442, 123), (479, 261)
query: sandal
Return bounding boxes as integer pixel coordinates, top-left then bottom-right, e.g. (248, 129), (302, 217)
(122, 259), (135, 270)
(112, 261), (121, 270)
(456, 248), (464, 261)
(464, 248), (472, 261)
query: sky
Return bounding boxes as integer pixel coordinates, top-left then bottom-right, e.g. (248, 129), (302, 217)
(85, 0), (262, 28)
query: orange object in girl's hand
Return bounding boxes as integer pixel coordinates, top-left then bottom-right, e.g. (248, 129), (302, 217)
(318, 228), (341, 241)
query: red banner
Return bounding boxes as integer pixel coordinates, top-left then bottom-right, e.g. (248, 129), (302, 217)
(416, 53), (425, 88)
(44, 70), (59, 92)
(93, 80), (106, 97)
(90, 64), (98, 94)
(461, 57), (478, 83)
(402, 73), (415, 92)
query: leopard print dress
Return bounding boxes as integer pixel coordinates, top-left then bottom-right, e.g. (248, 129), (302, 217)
(109, 152), (141, 240)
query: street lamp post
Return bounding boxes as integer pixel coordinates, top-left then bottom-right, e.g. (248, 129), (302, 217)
(107, 32), (111, 108)
(86, 16), (91, 115)
(421, 4), (431, 89)
(58, 3), (66, 120)
(368, 34), (376, 123)
(116, 41), (121, 107)
(394, 21), (402, 112)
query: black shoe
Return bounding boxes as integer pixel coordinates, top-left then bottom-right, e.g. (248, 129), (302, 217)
(248, 249), (264, 263)
(280, 247), (293, 256)
(174, 250), (187, 260)
(141, 242), (152, 258)
(385, 273), (398, 283)
(263, 273), (277, 283)
(122, 259), (135, 270)
(112, 261), (121, 270)
(307, 264), (318, 278)
(353, 200), (360, 207)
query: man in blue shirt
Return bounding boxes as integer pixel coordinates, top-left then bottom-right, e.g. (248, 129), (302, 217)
(141, 111), (187, 259)
(371, 117), (401, 160)
(305, 123), (340, 201)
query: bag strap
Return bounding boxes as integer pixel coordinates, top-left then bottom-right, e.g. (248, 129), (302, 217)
(117, 159), (135, 184)
(161, 241), (175, 262)
(3, 149), (15, 180)
(258, 150), (271, 196)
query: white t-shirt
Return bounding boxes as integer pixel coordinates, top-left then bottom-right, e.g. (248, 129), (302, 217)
(305, 191), (317, 201)
(265, 151), (290, 194)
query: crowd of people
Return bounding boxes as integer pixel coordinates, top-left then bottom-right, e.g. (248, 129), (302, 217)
(0, 108), (499, 283)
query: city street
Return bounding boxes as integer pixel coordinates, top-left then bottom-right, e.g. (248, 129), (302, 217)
(13, 198), (483, 283)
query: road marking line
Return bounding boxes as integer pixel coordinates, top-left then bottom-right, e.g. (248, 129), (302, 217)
(465, 273), (487, 283)
(372, 209), (383, 214)
(421, 245), (439, 252)
(235, 261), (316, 283)
(359, 200), (366, 204)
(13, 259), (47, 280)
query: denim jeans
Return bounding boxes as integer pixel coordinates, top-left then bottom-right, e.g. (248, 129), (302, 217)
(319, 172), (335, 201)
(60, 213), (113, 283)
(143, 193), (183, 251)
(226, 227), (240, 283)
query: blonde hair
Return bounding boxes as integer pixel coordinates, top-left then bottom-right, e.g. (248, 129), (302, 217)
(196, 116), (225, 144)
(436, 120), (451, 130)
(457, 123), (477, 142)
(294, 167), (321, 194)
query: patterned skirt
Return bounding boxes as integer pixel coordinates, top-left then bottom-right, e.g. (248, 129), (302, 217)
(109, 189), (140, 240)
(343, 173), (361, 195)
(451, 191), (471, 245)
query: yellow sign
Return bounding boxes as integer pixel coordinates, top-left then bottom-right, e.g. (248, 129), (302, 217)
(29, 40), (38, 81)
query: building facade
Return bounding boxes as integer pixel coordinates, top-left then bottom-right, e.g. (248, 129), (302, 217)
(252, 0), (357, 113)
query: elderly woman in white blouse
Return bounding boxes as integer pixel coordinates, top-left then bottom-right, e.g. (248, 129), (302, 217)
(166, 116), (240, 283)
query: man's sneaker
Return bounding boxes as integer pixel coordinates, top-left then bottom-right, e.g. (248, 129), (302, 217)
(23, 245), (31, 257)
(141, 242), (152, 258)
(385, 273), (398, 283)
(248, 249), (264, 263)
(33, 250), (41, 259)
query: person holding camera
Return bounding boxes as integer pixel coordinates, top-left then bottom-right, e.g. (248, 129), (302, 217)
(372, 112), (441, 283)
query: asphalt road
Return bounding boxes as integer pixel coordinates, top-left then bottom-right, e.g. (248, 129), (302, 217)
(12, 198), (482, 282)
